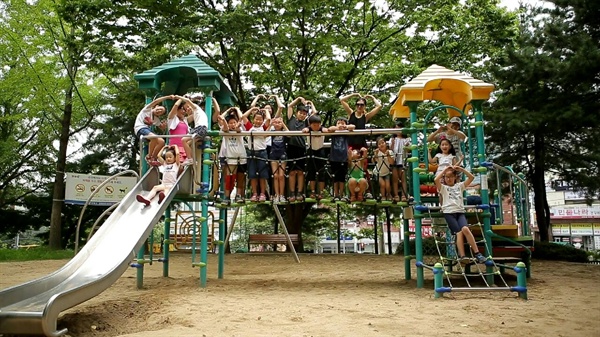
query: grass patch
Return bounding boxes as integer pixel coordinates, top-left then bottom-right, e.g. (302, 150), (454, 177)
(0, 247), (74, 262)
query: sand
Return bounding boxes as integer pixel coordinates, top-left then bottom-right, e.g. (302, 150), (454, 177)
(1, 253), (599, 337)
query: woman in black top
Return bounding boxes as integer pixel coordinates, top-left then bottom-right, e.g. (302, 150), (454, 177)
(340, 93), (382, 149)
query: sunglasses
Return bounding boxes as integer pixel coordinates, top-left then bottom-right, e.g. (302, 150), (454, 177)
(356, 103), (365, 107)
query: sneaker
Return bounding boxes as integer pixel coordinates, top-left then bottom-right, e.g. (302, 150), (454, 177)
(250, 194), (258, 202)
(182, 158), (194, 166)
(341, 197), (350, 203)
(364, 193), (373, 199)
(459, 256), (471, 262)
(222, 199), (231, 206)
(157, 192), (166, 204)
(332, 196), (340, 202)
(475, 253), (487, 264)
(296, 193), (305, 202)
(136, 194), (150, 206)
(279, 195), (287, 203)
(149, 159), (161, 167)
(259, 194), (266, 202)
(288, 193), (296, 202)
(234, 195), (244, 204)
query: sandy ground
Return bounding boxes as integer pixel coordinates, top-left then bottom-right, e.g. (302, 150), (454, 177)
(1, 254), (599, 337)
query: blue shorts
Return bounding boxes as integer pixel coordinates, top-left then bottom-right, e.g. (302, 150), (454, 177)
(248, 150), (269, 179)
(444, 213), (468, 234)
(136, 127), (152, 139)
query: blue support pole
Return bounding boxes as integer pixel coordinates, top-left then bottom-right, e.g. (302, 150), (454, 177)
(200, 91), (214, 288)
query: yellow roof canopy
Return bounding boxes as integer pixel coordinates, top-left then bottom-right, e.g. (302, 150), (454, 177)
(390, 64), (494, 119)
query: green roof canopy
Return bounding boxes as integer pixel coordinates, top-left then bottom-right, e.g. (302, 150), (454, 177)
(134, 54), (237, 106)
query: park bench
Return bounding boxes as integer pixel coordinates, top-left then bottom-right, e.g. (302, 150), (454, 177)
(248, 234), (299, 251)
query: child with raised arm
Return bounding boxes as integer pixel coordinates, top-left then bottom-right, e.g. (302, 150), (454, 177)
(136, 144), (181, 206)
(435, 166), (487, 263)
(302, 114), (329, 200)
(348, 147), (368, 202)
(373, 137), (395, 201)
(217, 109), (247, 205)
(427, 116), (466, 164)
(390, 120), (411, 202)
(269, 114), (289, 203)
(133, 95), (172, 166)
(429, 138), (458, 177)
(328, 117), (355, 202)
(179, 95), (210, 165)
(286, 97), (309, 202)
(242, 106), (271, 202)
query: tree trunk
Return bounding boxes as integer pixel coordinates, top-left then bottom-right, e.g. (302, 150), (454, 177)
(285, 203), (312, 252)
(532, 133), (550, 242)
(48, 84), (75, 249)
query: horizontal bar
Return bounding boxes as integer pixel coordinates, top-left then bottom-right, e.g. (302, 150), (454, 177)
(437, 287), (518, 292)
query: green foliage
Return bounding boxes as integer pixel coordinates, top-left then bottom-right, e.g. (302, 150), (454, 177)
(0, 247), (74, 262)
(532, 241), (589, 263)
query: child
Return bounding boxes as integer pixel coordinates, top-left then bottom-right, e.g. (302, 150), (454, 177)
(435, 165), (487, 263)
(328, 117), (355, 201)
(243, 107), (271, 202)
(179, 95), (212, 165)
(302, 114), (329, 199)
(390, 120), (411, 202)
(427, 117), (466, 164)
(133, 95), (172, 166)
(348, 148), (368, 202)
(167, 98), (191, 163)
(373, 137), (395, 201)
(286, 97), (309, 202)
(269, 115), (289, 203)
(429, 138), (458, 178)
(217, 109), (247, 205)
(136, 144), (180, 206)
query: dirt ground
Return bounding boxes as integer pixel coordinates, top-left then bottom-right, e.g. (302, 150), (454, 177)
(1, 253), (599, 337)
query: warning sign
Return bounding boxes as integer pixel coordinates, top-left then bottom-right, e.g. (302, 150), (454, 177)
(65, 173), (137, 206)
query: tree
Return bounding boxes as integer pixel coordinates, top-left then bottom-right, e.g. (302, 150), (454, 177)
(487, 0), (600, 241)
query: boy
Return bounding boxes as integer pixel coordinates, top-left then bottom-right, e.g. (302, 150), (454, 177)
(217, 108), (247, 205)
(286, 97), (309, 201)
(242, 107), (271, 202)
(327, 117), (355, 201)
(390, 120), (411, 202)
(435, 165), (487, 263)
(302, 114), (329, 199)
(133, 95), (172, 166)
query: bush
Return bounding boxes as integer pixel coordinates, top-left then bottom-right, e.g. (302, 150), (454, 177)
(532, 241), (589, 263)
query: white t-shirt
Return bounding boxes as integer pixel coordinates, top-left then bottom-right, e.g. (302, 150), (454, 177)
(133, 106), (161, 134)
(389, 137), (411, 165)
(436, 132), (463, 158)
(306, 127), (325, 150)
(440, 182), (466, 213)
(191, 106), (208, 128)
(374, 149), (394, 176)
(246, 123), (268, 151)
(159, 162), (180, 187)
(435, 153), (455, 175)
(221, 128), (247, 165)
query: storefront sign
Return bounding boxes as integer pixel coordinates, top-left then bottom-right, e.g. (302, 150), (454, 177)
(594, 223), (600, 236)
(550, 205), (600, 219)
(570, 223), (593, 236)
(551, 224), (570, 236)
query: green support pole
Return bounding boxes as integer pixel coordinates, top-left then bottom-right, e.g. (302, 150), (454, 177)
(472, 101), (494, 285)
(200, 91), (214, 287)
(433, 263), (444, 298)
(518, 173), (529, 236)
(403, 217), (411, 280)
(407, 101), (424, 288)
(516, 262), (528, 300)
(163, 207), (171, 277)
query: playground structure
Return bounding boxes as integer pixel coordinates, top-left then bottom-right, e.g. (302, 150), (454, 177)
(0, 59), (534, 336)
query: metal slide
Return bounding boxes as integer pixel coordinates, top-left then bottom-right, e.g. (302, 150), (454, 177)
(0, 166), (192, 336)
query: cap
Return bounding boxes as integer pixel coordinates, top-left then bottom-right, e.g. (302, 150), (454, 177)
(449, 117), (462, 126)
(297, 105), (309, 112)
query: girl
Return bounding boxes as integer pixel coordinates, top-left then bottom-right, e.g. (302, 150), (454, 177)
(167, 98), (190, 163)
(180, 94), (216, 165)
(390, 121), (411, 202)
(348, 148), (368, 202)
(136, 145), (181, 206)
(217, 109), (247, 205)
(429, 138), (458, 178)
(373, 137), (395, 201)
(269, 115), (289, 203)
(242, 107), (271, 202)
(435, 166), (486, 263)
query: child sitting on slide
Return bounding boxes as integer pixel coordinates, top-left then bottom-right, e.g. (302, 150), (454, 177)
(136, 145), (181, 206)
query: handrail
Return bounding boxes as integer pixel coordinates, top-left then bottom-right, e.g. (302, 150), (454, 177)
(490, 163), (531, 235)
(74, 170), (140, 254)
